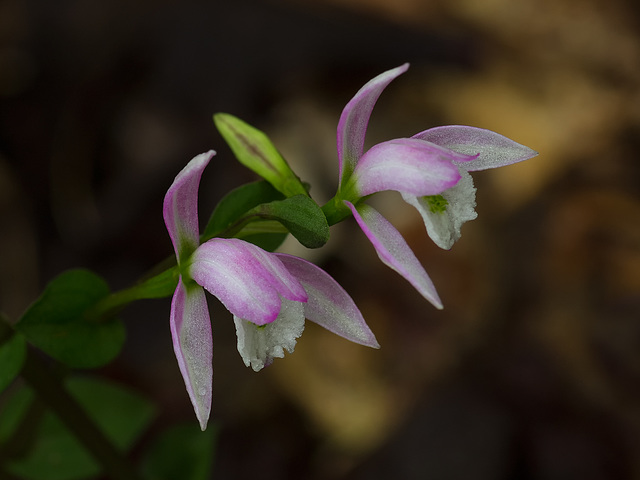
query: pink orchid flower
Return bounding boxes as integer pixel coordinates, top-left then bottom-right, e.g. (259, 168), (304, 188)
(337, 63), (538, 308)
(164, 151), (378, 430)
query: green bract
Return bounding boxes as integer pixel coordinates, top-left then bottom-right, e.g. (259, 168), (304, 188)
(246, 195), (329, 249)
(204, 180), (329, 250)
(203, 180), (287, 251)
(214, 113), (308, 198)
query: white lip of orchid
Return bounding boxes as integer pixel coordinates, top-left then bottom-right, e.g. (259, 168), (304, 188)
(234, 299), (306, 372)
(402, 169), (478, 250)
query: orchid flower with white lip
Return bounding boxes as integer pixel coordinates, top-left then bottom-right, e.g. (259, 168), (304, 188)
(332, 63), (538, 306)
(164, 151), (378, 430)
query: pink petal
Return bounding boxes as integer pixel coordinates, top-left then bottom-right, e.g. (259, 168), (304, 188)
(170, 279), (213, 431)
(337, 64), (409, 186)
(351, 138), (464, 197)
(344, 201), (443, 309)
(275, 254), (379, 348)
(412, 126), (538, 171)
(163, 151), (216, 262)
(189, 238), (307, 325)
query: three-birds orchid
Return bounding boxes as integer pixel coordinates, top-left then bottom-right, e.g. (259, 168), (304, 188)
(164, 63), (537, 430)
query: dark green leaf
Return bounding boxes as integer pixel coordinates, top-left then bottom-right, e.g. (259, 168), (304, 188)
(213, 113), (308, 197)
(2, 377), (155, 480)
(142, 423), (217, 480)
(253, 195), (330, 248)
(16, 270), (125, 369)
(203, 180), (284, 239)
(238, 232), (288, 252)
(201, 180), (289, 250)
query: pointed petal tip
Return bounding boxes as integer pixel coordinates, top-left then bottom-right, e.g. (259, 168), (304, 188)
(368, 337), (381, 349)
(395, 62), (410, 74)
(197, 412), (210, 431)
(178, 150), (217, 177)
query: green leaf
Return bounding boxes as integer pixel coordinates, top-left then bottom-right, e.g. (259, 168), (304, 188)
(0, 317), (26, 393)
(202, 180), (288, 251)
(142, 423), (217, 480)
(16, 270), (125, 369)
(203, 180), (284, 240)
(2, 377), (156, 480)
(237, 232), (288, 252)
(214, 113), (308, 197)
(251, 195), (330, 249)
(203, 180), (329, 249)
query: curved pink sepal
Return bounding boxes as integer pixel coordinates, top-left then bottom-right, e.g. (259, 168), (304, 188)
(412, 126), (538, 171)
(344, 201), (443, 309)
(163, 151), (216, 261)
(170, 279), (213, 430)
(275, 254), (380, 348)
(337, 64), (409, 184)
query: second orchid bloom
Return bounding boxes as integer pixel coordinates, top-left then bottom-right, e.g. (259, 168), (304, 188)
(332, 63), (538, 308)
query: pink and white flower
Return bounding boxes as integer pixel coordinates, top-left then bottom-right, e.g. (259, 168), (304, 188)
(164, 152), (378, 430)
(336, 64), (537, 306)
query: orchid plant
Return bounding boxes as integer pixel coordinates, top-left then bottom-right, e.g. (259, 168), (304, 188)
(0, 63), (537, 480)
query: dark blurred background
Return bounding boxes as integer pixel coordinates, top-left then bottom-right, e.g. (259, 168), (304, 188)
(1, 0), (639, 478)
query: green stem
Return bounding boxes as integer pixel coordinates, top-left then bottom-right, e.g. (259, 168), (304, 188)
(86, 266), (179, 322)
(321, 196), (353, 226)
